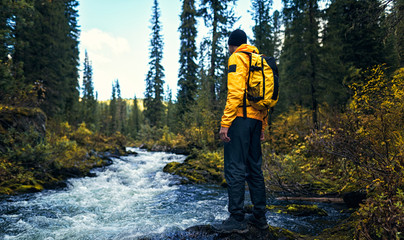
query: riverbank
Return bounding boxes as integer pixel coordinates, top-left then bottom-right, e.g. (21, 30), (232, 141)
(0, 105), (130, 195)
(158, 146), (361, 239)
(1, 150), (355, 240)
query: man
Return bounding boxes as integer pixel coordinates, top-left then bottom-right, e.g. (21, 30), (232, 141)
(212, 29), (269, 233)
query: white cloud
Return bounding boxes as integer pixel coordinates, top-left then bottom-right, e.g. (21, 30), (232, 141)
(79, 28), (147, 100)
(81, 28), (130, 55)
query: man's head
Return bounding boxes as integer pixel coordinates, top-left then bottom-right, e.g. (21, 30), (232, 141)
(228, 29), (247, 54)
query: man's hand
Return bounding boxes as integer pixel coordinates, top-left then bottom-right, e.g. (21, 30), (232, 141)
(260, 131), (265, 141)
(219, 127), (231, 142)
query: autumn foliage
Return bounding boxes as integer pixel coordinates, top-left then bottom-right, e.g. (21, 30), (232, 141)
(307, 66), (404, 239)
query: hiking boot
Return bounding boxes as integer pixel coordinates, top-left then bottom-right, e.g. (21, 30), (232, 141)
(211, 217), (248, 234)
(246, 214), (269, 230)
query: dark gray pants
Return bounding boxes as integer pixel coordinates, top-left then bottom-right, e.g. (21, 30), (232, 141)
(224, 117), (266, 220)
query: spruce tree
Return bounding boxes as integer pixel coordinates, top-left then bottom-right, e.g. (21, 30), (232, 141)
(0, 1), (13, 102)
(386, 0), (404, 68)
(115, 80), (126, 134)
(199, 0), (238, 114)
(394, 0), (404, 67)
(13, 0), (80, 119)
(81, 50), (97, 128)
(280, 0), (321, 129)
(1, 1), (38, 105)
(128, 95), (141, 139)
(250, 0), (274, 55)
(321, 0), (387, 107)
(109, 82), (117, 135)
(177, 0), (198, 119)
(144, 0), (165, 128)
(165, 86), (176, 131)
(323, 0), (385, 71)
(63, 0), (80, 122)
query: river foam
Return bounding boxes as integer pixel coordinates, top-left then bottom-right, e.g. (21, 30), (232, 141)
(0, 149), (228, 240)
(0, 148), (349, 239)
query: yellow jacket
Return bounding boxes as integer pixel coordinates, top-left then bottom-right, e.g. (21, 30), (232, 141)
(221, 44), (268, 131)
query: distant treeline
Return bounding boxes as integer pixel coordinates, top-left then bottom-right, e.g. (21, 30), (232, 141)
(1, 0), (402, 140)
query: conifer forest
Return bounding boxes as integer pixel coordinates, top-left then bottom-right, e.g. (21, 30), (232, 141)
(0, 0), (403, 239)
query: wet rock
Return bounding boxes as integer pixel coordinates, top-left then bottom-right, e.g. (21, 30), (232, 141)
(343, 191), (366, 208)
(43, 180), (68, 190)
(139, 144), (148, 150)
(183, 224), (301, 240)
(138, 143), (191, 155)
(138, 224), (301, 240)
(170, 147), (190, 155)
(13, 184), (44, 194)
(126, 149), (138, 156)
(162, 151), (224, 185)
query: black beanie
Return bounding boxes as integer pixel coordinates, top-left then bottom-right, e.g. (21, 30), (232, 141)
(228, 29), (247, 46)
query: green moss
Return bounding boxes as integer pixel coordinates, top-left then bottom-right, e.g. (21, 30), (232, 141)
(305, 216), (356, 240)
(14, 184), (44, 193)
(266, 204), (328, 217)
(163, 162), (181, 173)
(246, 204), (328, 217)
(0, 187), (13, 195)
(0, 118), (128, 196)
(268, 225), (306, 239)
(162, 150), (225, 185)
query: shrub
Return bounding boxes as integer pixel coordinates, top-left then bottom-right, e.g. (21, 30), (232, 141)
(307, 66), (404, 238)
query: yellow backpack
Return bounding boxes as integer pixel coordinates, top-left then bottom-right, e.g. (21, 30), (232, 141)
(240, 51), (279, 115)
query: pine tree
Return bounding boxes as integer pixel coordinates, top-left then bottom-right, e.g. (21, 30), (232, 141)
(250, 0), (274, 55)
(177, 0), (198, 119)
(13, 0), (80, 119)
(1, 1), (38, 105)
(280, 0), (321, 129)
(144, 0), (165, 128)
(0, 1), (13, 102)
(81, 50), (97, 128)
(115, 80), (126, 134)
(324, 0), (385, 70)
(128, 95), (141, 139)
(63, 0), (80, 122)
(199, 0), (238, 115)
(98, 101), (110, 134)
(320, 0), (387, 108)
(109, 82), (117, 135)
(394, 0), (404, 67)
(165, 86), (176, 131)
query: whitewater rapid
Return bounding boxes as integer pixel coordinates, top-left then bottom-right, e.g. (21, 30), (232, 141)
(0, 148), (349, 239)
(0, 149), (228, 240)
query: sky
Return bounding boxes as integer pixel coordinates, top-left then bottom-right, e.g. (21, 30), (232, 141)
(78, 0), (283, 100)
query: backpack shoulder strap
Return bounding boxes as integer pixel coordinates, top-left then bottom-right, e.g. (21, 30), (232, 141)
(237, 51), (252, 119)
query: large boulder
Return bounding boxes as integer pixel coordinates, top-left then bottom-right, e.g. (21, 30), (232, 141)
(163, 151), (225, 185)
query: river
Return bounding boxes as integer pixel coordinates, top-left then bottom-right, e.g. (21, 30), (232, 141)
(0, 148), (348, 240)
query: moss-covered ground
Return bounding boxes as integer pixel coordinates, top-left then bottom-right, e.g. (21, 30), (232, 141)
(163, 149), (225, 185)
(0, 106), (128, 195)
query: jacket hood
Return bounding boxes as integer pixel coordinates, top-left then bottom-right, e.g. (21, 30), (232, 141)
(234, 44), (259, 54)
